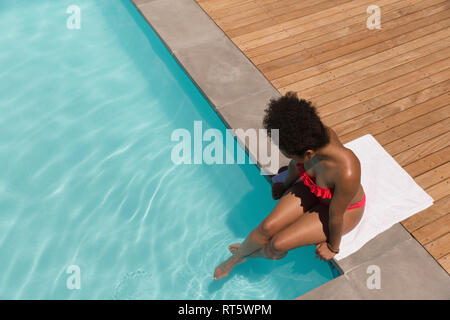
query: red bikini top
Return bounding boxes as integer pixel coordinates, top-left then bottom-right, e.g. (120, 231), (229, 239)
(296, 163), (334, 199)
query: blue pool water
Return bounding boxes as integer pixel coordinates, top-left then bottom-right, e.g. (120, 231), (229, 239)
(0, 0), (337, 299)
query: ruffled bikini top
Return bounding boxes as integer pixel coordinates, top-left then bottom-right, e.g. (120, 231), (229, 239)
(296, 163), (334, 199)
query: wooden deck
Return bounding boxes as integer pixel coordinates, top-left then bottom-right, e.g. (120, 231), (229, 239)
(196, 0), (450, 273)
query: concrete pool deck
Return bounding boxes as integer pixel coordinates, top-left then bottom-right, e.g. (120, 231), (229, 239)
(131, 0), (450, 299)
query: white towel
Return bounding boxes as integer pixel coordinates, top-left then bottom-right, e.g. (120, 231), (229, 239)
(271, 134), (434, 260)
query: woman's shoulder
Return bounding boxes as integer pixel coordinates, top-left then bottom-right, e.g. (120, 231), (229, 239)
(334, 148), (361, 185)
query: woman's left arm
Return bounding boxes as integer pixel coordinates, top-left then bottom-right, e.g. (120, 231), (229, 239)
(327, 169), (361, 252)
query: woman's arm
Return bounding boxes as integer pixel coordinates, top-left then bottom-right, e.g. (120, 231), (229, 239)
(283, 160), (300, 190)
(327, 168), (361, 251)
(272, 160), (299, 199)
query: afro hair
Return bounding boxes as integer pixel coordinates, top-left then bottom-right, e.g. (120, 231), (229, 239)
(263, 91), (330, 157)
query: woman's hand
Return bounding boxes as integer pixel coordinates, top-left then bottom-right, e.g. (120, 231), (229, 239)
(272, 182), (287, 200)
(315, 242), (336, 261)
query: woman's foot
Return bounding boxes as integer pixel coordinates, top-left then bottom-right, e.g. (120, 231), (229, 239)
(229, 243), (286, 260)
(228, 243), (240, 254)
(213, 254), (247, 280)
(228, 243), (264, 258)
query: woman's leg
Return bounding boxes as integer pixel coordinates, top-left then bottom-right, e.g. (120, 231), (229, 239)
(213, 182), (318, 280)
(259, 203), (365, 258)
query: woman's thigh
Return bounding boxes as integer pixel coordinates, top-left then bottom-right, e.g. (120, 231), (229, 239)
(268, 203), (365, 252)
(257, 182), (319, 237)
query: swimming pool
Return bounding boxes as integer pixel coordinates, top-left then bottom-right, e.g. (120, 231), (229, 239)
(0, 0), (337, 299)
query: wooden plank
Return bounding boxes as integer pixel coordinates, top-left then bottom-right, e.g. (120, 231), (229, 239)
(200, 0), (254, 12)
(227, 16), (280, 39)
(323, 67), (450, 130)
(240, 30), (292, 53)
(403, 146), (450, 178)
(236, 0), (372, 50)
(339, 89), (450, 144)
(414, 161), (450, 190)
(426, 178), (450, 202)
(303, 28), (450, 103)
(270, 0), (448, 64)
(437, 253), (450, 274)
(330, 77), (450, 142)
(247, 42), (304, 64)
(384, 118), (450, 157)
(257, 0), (300, 9)
(243, 35), (300, 58)
(402, 195), (450, 232)
(264, 0), (333, 19)
(412, 213), (450, 245)
(290, 0), (446, 42)
(267, 23), (450, 83)
(332, 59), (450, 119)
(232, 24), (287, 46)
(272, 26), (450, 89)
(284, 41), (450, 100)
(373, 105), (450, 146)
(278, 0), (374, 31)
(208, 1), (261, 20)
(394, 131), (450, 167)
(424, 233), (450, 259)
(217, 9), (271, 32)
(245, 0), (426, 59)
(224, 0), (350, 38)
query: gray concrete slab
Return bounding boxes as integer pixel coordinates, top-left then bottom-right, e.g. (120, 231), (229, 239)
(298, 234), (450, 299)
(296, 274), (361, 300)
(171, 32), (286, 172)
(135, 0), (225, 52)
(217, 87), (280, 122)
(337, 223), (412, 273)
(173, 35), (277, 109)
(133, 0), (158, 5)
(345, 238), (450, 299)
(217, 88), (290, 170)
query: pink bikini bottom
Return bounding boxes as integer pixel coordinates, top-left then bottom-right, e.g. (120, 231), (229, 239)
(318, 193), (366, 211)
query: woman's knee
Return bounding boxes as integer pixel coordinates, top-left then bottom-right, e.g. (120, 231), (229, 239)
(249, 223), (272, 245)
(268, 235), (289, 257)
(264, 240), (287, 260)
(259, 219), (276, 237)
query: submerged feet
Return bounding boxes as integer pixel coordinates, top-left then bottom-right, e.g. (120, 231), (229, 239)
(229, 243), (265, 258)
(213, 254), (246, 280)
(213, 243), (265, 280)
(228, 243), (240, 254)
(214, 242), (288, 279)
(230, 243), (286, 260)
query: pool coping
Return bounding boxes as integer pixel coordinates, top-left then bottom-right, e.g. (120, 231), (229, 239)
(130, 0), (450, 299)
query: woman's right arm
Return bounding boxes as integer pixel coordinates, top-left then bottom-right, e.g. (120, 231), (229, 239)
(272, 160), (300, 200)
(283, 160), (299, 190)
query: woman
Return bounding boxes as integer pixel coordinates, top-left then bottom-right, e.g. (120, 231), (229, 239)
(214, 91), (366, 280)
